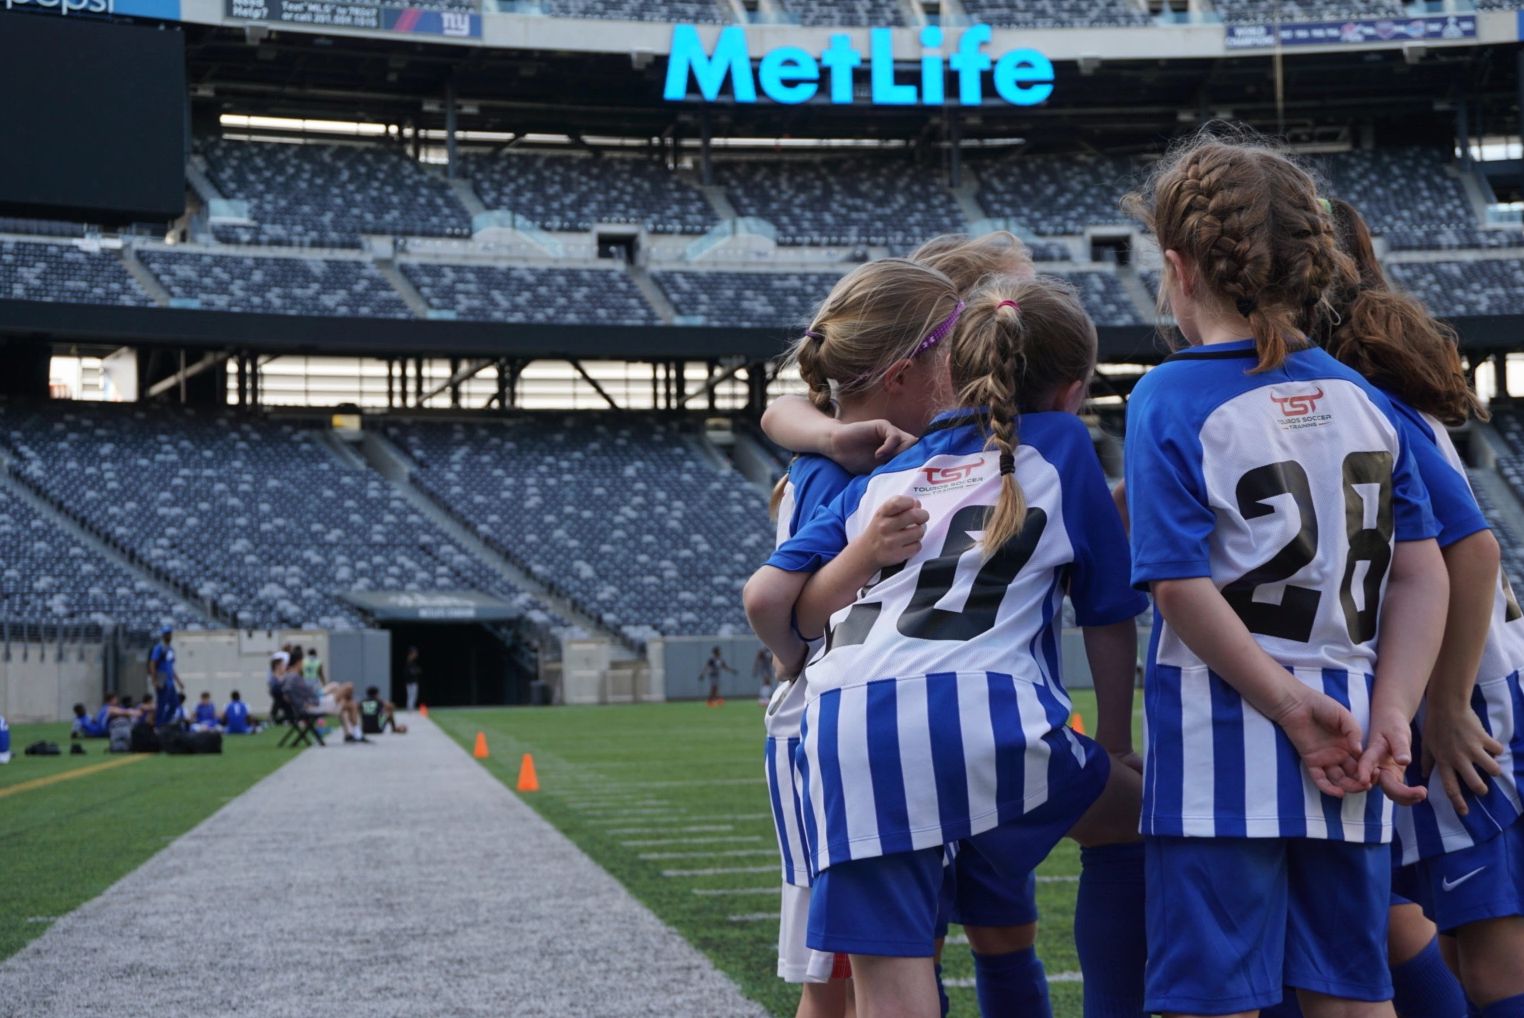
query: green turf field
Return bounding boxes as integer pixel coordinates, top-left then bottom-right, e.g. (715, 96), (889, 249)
(437, 690), (1121, 1018)
(0, 722), (295, 962)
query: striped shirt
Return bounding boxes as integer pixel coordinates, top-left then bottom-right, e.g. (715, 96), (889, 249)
(766, 453), (853, 887)
(1390, 405), (1524, 864)
(1127, 341), (1438, 843)
(769, 409), (1145, 873)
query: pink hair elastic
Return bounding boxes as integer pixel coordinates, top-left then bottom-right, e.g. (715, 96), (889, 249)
(997, 299), (1020, 312)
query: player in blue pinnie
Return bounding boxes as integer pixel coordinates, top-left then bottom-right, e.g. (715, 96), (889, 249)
(746, 262), (1146, 1018)
(1122, 132), (1447, 1018)
(1320, 198), (1524, 1018)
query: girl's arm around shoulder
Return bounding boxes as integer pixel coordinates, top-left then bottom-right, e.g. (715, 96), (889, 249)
(795, 496), (930, 638)
(743, 567), (811, 678)
(761, 395), (916, 474)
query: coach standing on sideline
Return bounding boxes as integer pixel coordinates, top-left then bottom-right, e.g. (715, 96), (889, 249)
(147, 626), (183, 728)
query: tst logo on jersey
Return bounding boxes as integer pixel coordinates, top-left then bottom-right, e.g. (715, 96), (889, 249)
(913, 457), (988, 495)
(1269, 386), (1333, 430)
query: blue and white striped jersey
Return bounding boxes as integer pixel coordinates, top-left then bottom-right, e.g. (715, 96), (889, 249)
(766, 453), (854, 887)
(1390, 404), (1524, 864)
(769, 409), (1145, 872)
(1127, 340), (1439, 844)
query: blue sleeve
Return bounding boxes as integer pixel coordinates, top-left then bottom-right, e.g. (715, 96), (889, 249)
(766, 477), (865, 574)
(1056, 421), (1148, 625)
(1392, 409), (1477, 547)
(1125, 374), (1217, 589)
(149, 645), (162, 668)
(1380, 409), (1439, 544)
(788, 456), (855, 536)
(95, 706), (111, 729)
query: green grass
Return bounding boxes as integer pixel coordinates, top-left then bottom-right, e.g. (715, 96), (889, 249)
(437, 691), (1122, 1018)
(0, 722), (296, 961)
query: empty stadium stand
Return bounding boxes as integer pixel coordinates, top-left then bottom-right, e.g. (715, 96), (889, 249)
(1210, 0), (1406, 22)
(717, 158), (965, 248)
(960, 0), (1149, 27)
(535, 0), (726, 21)
(402, 262), (661, 324)
(0, 240), (154, 307)
(466, 153), (715, 235)
(1388, 259), (1524, 318)
(974, 153), (1143, 236)
(654, 269), (841, 328)
(0, 483), (201, 631)
(0, 402), (557, 631)
(139, 250), (413, 319)
(200, 138), (472, 248)
(385, 415), (771, 641)
(781, 0), (905, 26)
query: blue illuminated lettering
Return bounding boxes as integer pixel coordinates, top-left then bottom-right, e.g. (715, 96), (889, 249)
(663, 23), (1053, 108)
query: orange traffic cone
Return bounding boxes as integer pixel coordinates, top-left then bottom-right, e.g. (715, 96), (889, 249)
(472, 731), (489, 759)
(516, 753), (540, 793)
(1069, 711), (1086, 735)
(418, 703), (429, 718)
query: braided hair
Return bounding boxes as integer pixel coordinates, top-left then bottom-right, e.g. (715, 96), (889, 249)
(945, 276), (1098, 553)
(1127, 128), (1352, 373)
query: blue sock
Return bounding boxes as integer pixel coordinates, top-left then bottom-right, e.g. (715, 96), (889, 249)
(972, 946), (1051, 1018)
(1075, 842), (1147, 1018)
(934, 961), (949, 1018)
(1482, 994), (1524, 1018)
(1260, 992), (1304, 1017)
(1393, 937), (1467, 1018)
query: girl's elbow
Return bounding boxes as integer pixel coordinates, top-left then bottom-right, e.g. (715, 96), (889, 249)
(743, 571), (790, 628)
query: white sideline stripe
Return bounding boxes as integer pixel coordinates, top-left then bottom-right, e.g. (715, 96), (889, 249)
(610, 777), (761, 789)
(943, 972), (1083, 988)
(691, 887), (777, 897)
(727, 913), (777, 923)
(662, 865), (777, 877)
(590, 813), (755, 825)
(1038, 874), (1078, 883)
(603, 824), (735, 835)
(574, 808), (672, 817)
(621, 835), (766, 847)
(944, 933), (967, 946)
(640, 849), (777, 860)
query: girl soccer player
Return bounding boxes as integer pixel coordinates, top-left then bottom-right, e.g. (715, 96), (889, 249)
(746, 268), (1146, 1018)
(1323, 198), (1524, 1018)
(760, 231), (1145, 1018)
(1123, 133), (1447, 1018)
(765, 258), (959, 1017)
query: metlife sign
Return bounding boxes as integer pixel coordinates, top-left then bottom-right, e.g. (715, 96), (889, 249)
(664, 24), (1054, 107)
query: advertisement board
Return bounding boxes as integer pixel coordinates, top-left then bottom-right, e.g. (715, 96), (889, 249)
(225, 0), (479, 38)
(1225, 14), (1476, 50)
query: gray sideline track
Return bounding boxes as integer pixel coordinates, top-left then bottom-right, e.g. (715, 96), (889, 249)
(0, 716), (770, 1017)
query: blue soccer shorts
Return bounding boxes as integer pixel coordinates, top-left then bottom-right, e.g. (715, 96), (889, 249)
(1145, 836), (1393, 1015)
(808, 761), (1102, 957)
(1395, 813), (1524, 934)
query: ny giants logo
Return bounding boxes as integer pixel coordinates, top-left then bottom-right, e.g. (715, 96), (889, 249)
(1270, 386), (1325, 417)
(920, 457), (986, 486)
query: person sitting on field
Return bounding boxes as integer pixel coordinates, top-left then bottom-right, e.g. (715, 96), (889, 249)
(191, 692), (219, 731)
(284, 648), (368, 744)
(221, 690), (253, 735)
(358, 687), (406, 736)
(70, 693), (127, 738)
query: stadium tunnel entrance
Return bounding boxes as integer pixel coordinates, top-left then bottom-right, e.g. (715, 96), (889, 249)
(384, 622), (535, 708)
(340, 591), (538, 707)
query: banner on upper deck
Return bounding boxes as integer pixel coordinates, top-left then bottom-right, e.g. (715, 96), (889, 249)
(224, 0), (479, 38)
(1225, 14), (1475, 50)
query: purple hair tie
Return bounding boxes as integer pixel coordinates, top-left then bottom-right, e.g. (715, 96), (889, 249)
(803, 329), (824, 342)
(910, 299), (966, 358)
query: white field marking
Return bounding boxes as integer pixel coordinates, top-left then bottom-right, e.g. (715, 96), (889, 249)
(590, 814), (765, 826)
(943, 972), (1082, 988)
(944, 933), (968, 946)
(24, 916), (58, 924)
(639, 848), (778, 860)
(571, 808), (674, 817)
(727, 913), (778, 922)
(691, 887), (778, 897)
(602, 824), (736, 835)
(603, 777), (762, 789)
(567, 801), (670, 810)
(621, 834), (766, 847)
(662, 865), (777, 877)
(1037, 874), (1078, 883)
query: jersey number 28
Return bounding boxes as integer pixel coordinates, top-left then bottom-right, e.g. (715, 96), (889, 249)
(1223, 451), (1393, 644)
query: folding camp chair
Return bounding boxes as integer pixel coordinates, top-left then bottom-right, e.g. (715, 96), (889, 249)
(272, 689), (325, 748)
